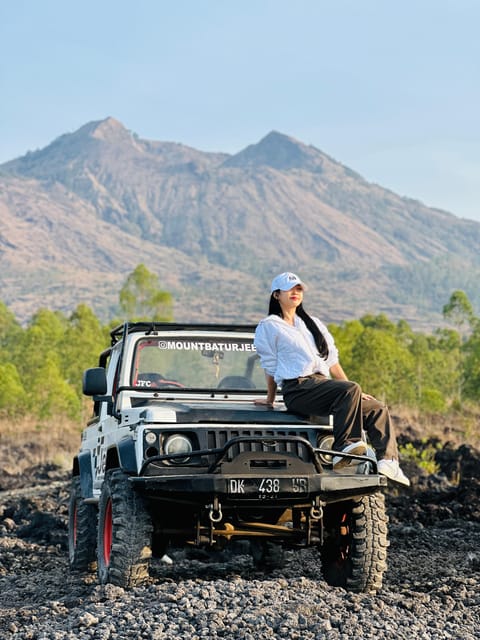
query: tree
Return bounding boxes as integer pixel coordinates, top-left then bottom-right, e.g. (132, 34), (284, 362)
(349, 328), (415, 405)
(9, 308), (82, 419)
(15, 309), (67, 381)
(329, 319), (364, 374)
(462, 324), (480, 400)
(0, 301), (23, 365)
(61, 304), (109, 394)
(29, 353), (81, 419)
(360, 313), (396, 332)
(442, 290), (475, 335)
(0, 363), (26, 416)
(408, 334), (453, 412)
(119, 264), (173, 321)
(441, 291), (480, 401)
(0, 301), (22, 346)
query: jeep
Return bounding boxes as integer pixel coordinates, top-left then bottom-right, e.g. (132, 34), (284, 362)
(68, 322), (388, 592)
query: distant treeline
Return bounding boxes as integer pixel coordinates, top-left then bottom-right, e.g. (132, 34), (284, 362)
(0, 267), (478, 421)
(330, 293), (479, 412)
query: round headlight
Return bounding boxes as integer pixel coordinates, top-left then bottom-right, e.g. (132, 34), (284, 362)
(145, 431), (157, 445)
(317, 435), (335, 465)
(164, 434), (193, 463)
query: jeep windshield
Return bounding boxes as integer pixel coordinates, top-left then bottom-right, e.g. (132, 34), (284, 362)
(130, 335), (267, 392)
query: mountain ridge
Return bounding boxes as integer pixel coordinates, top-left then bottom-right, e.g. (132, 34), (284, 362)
(1, 117), (479, 328)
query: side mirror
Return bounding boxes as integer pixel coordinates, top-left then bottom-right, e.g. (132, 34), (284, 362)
(83, 367), (108, 397)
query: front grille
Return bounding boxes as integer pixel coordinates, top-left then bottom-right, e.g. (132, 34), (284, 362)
(206, 428), (315, 462)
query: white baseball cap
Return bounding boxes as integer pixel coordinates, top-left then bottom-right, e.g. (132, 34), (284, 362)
(270, 272), (307, 293)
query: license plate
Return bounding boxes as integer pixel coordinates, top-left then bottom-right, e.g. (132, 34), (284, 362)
(227, 477), (308, 497)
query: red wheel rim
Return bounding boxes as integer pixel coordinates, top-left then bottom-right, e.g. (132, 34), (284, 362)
(72, 504), (78, 548)
(338, 512), (350, 564)
(103, 499), (113, 566)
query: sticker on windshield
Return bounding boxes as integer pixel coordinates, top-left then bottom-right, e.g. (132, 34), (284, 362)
(157, 341), (256, 352)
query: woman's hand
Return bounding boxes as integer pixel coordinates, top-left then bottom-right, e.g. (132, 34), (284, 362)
(362, 392), (376, 401)
(253, 374), (277, 406)
(254, 398), (274, 406)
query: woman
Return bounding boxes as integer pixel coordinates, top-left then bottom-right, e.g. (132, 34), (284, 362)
(254, 271), (410, 486)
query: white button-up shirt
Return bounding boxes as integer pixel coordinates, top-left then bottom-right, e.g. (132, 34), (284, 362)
(254, 314), (339, 385)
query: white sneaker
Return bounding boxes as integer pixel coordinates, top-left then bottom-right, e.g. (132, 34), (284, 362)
(378, 459), (410, 486)
(332, 441), (368, 470)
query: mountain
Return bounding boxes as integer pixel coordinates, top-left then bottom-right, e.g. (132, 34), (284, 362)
(1, 117), (479, 328)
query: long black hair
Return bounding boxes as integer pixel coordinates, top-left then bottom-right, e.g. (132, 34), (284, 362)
(269, 292), (329, 359)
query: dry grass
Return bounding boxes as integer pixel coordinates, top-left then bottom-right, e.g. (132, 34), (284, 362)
(0, 415), (83, 475)
(391, 404), (480, 449)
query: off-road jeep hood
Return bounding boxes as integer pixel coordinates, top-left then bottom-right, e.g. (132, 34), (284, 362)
(137, 400), (316, 425)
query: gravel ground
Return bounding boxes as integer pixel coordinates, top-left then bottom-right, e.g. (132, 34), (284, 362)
(1, 444), (479, 640)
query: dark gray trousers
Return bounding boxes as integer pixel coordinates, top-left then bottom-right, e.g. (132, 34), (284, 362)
(282, 374), (398, 459)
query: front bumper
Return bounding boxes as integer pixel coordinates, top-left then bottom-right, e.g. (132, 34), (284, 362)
(132, 434), (386, 505)
(130, 470), (387, 504)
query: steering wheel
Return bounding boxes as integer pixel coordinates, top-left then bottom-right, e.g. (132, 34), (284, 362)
(155, 379), (185, 388)
(136, 373), (185, 388)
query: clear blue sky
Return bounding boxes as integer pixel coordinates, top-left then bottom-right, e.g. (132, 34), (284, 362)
(1, 0), (479, 220)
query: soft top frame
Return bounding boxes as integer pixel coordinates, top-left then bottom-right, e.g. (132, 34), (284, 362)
(109, 322), (258, 346)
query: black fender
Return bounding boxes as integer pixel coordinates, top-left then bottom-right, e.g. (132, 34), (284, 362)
(111, 437), (137, 474)
(77, 451), (94, 499)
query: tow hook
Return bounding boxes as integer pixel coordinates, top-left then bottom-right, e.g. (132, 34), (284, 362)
(310, 497), (323, 521)
(310, 505), (323, 520)
(207, 497), (223, 523)
(307, 499), (324, 545)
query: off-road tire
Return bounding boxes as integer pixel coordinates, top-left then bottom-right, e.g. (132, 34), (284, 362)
(68, 476), (97, 571)
(97, 469), (153, 588)
(320, 493), (388, 593)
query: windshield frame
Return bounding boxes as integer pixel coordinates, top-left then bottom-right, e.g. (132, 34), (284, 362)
(128, 331), (268, 394)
